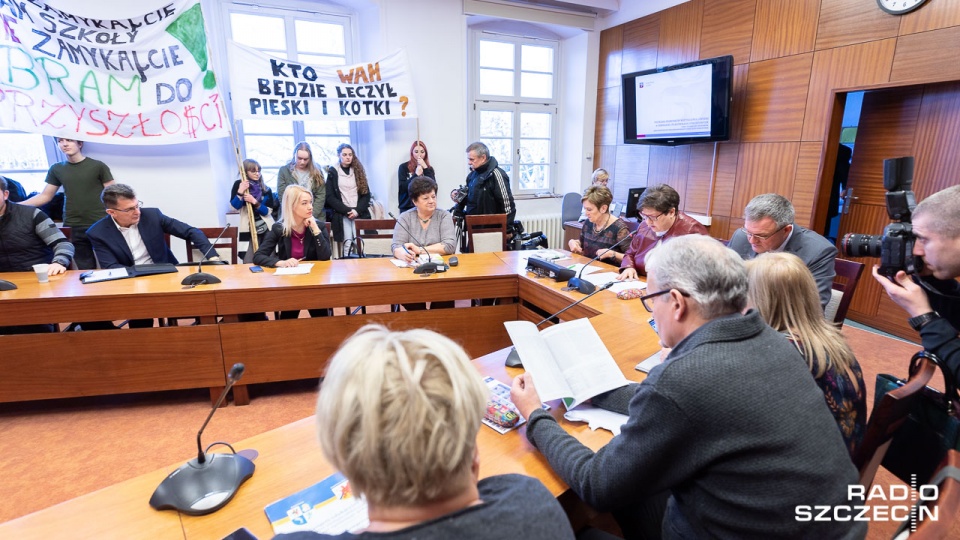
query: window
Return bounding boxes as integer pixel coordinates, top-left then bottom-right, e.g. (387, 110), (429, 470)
(226, 4), (352, 189)
(0, 130), (59, 196)
(472, 32), (558, 194)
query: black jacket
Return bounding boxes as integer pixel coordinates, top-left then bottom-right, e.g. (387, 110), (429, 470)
(325, 166), (371, 242)
(0, 202), (73, 271)
(459, 156), (515, 224)
(253, 223), (332, 267)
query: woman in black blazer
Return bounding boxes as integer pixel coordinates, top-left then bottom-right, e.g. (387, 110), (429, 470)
(254, 185), (332, 318)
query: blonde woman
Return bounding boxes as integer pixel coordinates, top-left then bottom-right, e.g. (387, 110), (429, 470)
(277, 141), (326, 221)
(578, 168), (610, 222)
(745, 252), (866, 456)
(281, 325), (575, 540)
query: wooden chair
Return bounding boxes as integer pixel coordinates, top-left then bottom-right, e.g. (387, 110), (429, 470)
(354, 218), (396, 257)
(908, 449), (960, 539)
(852, 355), (937, 488)
(466, 214), (507, 253)
(825, 258), (865, 327)
(186, 226), (239, 265)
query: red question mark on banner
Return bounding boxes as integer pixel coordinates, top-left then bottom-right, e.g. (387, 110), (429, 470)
(399, 96), (408, 117)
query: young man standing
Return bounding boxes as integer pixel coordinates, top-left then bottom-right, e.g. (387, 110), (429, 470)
(23, 138), (115, 269)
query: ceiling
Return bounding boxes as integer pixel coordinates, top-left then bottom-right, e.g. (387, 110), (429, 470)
(494, 0), (620, 17)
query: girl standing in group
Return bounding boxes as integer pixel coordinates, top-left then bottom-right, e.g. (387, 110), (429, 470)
(277, 142), (326, 222)
(398, 140), (435, 213)
(229, 159), (277, 261)
(326, 143), (371, 254)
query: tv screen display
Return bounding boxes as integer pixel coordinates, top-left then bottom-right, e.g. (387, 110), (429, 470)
(622, 55), (733, 146)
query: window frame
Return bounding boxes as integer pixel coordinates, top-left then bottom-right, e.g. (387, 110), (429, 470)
(470, 30), (560, 195)
(221, 1), (355, 190)
(0, 130), (61, 196)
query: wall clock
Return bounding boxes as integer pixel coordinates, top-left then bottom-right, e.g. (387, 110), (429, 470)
(877, 0), (929, 15)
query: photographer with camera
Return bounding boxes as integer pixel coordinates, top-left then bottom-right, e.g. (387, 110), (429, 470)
(452, 142), (516, 252)
(872, 184), (960, 387)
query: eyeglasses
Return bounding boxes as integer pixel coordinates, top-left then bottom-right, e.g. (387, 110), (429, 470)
(112, 201), (143, 213)
(740, 224), (787, 241)
(638, 288), (689, 312)
(640, 212), (663, 222)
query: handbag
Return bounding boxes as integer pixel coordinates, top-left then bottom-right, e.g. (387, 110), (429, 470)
(875, 351), (960, 485)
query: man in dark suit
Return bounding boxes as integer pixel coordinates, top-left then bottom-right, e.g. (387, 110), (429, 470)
(727, 193), (837, 309)
(87, 184), (220, 269)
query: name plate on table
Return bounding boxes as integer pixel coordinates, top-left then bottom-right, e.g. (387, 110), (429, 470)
(80, 264), (177, 284)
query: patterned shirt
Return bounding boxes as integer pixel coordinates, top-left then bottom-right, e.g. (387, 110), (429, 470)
(579, 216), (631, 259)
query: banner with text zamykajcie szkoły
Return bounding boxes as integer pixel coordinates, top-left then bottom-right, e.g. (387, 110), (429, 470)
(227, 40), (418, 122)
(0, 0), (228, 144)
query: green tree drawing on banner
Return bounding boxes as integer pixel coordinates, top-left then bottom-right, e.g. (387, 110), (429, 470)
(165, 3), (216, 90)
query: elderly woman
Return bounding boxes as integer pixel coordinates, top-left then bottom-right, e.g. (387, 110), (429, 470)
(254, 185), (332, 319)
(746, 252), (866, 457)
(392, 176), (456, 263)
(275, 325), (575, 540)
(568, 185), (630, 265)
(618, 184), (708, 281)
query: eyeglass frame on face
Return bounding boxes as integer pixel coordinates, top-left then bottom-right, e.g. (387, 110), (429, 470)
(639, 287), (690, 312)
(740, 223), (788, 241)
(640, 211), (663, 223)
(111, 200), (143, 213)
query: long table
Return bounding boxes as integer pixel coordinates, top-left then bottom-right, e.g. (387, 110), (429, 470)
(0, 312), (657, 539)
(0, 252), (526, 404)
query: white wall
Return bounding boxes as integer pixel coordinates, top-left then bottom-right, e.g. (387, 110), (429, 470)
(37, 0), (650, 237)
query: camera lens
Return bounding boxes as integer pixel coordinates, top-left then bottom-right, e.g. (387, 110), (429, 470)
(841, 234), (883, 258)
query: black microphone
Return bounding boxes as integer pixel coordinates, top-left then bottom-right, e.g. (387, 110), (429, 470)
(504, 281), (615, 367)
(181, 225), (230, 286)
(388, 211), (440, 274)
(567, 229), (638, 294)
(150, 363), (256, 516)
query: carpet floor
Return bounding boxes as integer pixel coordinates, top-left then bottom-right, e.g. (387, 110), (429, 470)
(1, 324), (956, 539)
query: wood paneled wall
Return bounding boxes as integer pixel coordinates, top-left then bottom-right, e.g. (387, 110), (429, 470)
(596, 0), (960, 241)
(597, 0), (960, 338)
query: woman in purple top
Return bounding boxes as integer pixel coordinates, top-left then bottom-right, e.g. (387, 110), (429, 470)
(568, 185), (630, 265)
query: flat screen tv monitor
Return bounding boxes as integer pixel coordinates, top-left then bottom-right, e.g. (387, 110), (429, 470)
(625, 187), (646, 220)
(622, 55), (733, 146)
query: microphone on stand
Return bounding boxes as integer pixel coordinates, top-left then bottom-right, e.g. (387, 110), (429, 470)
(181, 225), (230, 286)
(150, 363), (255, 516)
(388, 211), (441, 274)
(505, 281), (616, 367)
(566, 229), (638, 294)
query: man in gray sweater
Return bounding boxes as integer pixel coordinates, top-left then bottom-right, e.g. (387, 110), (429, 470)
(511, 235), (865, 539)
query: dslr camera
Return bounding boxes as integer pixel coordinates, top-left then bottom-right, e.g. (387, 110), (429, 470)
(840, 156), (922, 278)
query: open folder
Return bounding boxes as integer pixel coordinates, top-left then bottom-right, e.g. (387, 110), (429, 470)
(504, 318), (629, 410)
(80, 263), (178, 284)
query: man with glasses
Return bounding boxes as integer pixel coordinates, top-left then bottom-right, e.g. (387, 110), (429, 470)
(511, 235), (863, 539)
(87, 184), (220, 269)
(727, 193), (837, 309)
(618, 184), (708, 281)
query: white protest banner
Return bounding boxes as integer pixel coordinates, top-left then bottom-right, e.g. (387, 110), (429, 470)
(227, 41), (417, 121)
(0, 0), (228, 144)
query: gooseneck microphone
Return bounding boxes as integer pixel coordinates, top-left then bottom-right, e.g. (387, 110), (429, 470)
(388, 211), (439, 275)
(567, 229), (638, 294)
(504, 281), (615, 367)
(181, 225), (230, 286)
(149, 363), (256, 516)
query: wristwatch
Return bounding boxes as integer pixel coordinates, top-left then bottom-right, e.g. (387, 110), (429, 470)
(908, 311), (940, 331)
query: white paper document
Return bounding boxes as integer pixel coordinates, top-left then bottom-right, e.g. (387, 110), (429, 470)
(564, 404), (630, 435)
(504, 318), (629, 410)
(604, 279), (647, 295)
(274, 263), (314, 275)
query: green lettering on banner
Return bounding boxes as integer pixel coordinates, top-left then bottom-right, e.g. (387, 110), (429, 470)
(107, 74), (140, 105)
(78, 70), (101, 103)
(35, 56), (73, 100)
(0, 44), (40, 89)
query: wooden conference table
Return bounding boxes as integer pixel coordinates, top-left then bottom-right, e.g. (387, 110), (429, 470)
(0, 311), (658, 540)
(0, 251), (648, 405)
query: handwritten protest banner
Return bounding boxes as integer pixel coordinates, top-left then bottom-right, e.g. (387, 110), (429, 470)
(228, 41), (417, 121)
(0, 0), (228, 144)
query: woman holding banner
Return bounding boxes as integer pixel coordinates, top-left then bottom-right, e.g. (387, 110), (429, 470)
(229, 159), (277, 259)
(397, 141), (435, 213)
(326, 143), (371, 256)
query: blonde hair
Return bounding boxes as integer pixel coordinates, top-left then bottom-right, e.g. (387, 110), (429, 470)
(280, 185), (311, 237)
(591, 168), (609, 184)
(745, 253), (859, 391)
(315, 325), (488, 507)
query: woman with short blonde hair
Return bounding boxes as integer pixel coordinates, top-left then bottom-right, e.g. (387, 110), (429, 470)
(745, 252), (866, 456)
(568, 185), (630, 264)
(295, 325), (575, 539)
